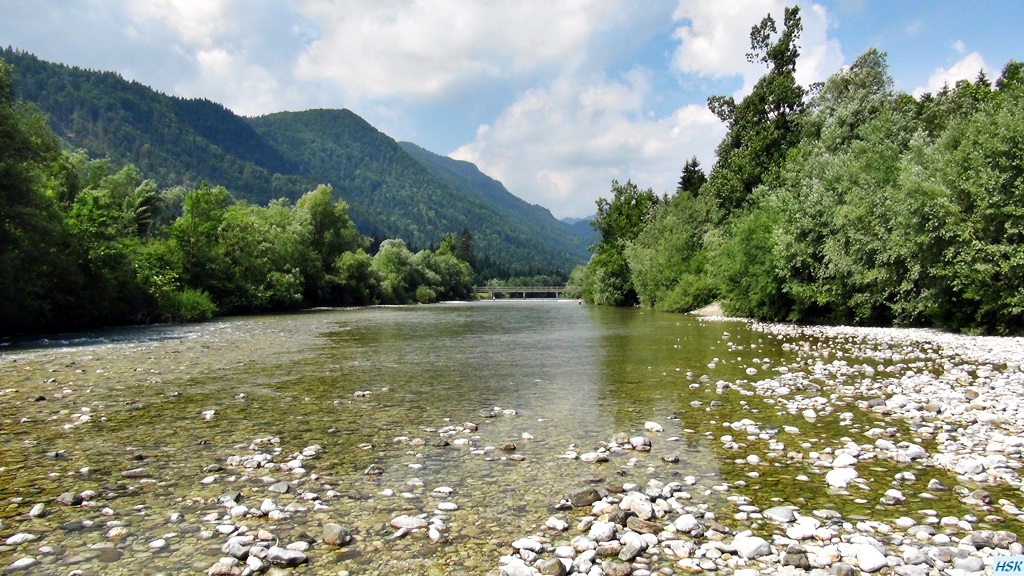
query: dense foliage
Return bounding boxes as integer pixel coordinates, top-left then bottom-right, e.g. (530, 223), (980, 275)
(583, 180), (661, 306)
(582, 6), (1024, 335)
(2, 48), (590, 278)
(0, 60), (477, 336)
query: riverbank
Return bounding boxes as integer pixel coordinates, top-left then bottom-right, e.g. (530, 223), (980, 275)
(492, 320), (1024, 575)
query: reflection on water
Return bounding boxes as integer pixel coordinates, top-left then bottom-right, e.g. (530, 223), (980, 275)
(0, 301), (1016, 574)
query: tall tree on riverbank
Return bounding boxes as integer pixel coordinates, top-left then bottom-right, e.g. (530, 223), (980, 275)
(0, 60), (74, 332)
(702, 6), (805, 219)
(584, 180), (660, 306)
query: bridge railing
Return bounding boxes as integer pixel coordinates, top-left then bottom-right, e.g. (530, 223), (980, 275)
(474, 285), (580, 297)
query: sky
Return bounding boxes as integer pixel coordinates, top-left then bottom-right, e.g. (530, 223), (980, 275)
(2, 1), (1021, 219)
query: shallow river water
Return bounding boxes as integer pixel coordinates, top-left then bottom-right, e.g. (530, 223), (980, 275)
(0, 301), (1022, 575)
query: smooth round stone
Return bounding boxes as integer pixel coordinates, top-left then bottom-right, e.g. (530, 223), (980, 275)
(764, 506), (797, 523)
(554, 545), (576, 558)
(545, 517), (569, 531)
(266, 546), (307, 567)
(512, 538), (544, 553)
(733, 535), (771, 559)
(955, 556), (984, 572)
(323, 524), (353, 546)
(5, 533), (38, 546)
(786, 524), (815, 540)
(6, 558), (39, 571)
(832, 454), (858, 468)
(437, 502), (458, 511)
(391, 515), (428, 529)
(826, 467), (859, 488)
(588, 522), (616, 543)
(855, 543), (888, 572)
(895, 517), (916, 528)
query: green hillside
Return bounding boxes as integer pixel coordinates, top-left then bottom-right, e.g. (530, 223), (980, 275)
(397, 142), (597, 259)
(2, 48), (588, 274)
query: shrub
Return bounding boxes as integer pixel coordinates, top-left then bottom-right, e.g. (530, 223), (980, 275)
(158, 289), (216, 322)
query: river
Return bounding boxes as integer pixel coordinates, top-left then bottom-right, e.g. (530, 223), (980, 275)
(0, 301), (1021, 574)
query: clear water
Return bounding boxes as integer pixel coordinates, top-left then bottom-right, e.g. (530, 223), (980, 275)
(0, 301), (1019, 574)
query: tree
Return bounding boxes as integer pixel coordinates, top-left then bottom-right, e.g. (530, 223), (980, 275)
(0, 59), (78, 332)
(296, 184), (362, 266)
(585, 180), (660, 306)
(677, 157), (707, 197)
(416, 250), (474, 301)
(591, 180), (660, 247)
(702, 6), (805, 218)
(807, 48), (896, 151)
(455, 227), (476, 268)
(170, 183), (232, 306)
(625, 192), (716, 311)
(329, 249), (379, 306)
(371, 239), (421, 304)
(216, 201), (305, 312)
(715, 48), (912, 324)
(295, 184), (364, 301)
(914, 66), (1024, 333)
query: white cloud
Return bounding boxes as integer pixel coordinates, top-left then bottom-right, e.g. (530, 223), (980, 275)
(451, 71), (725, 218)
(293, 0), (616, 101)
(670, 0), (842, 97)
(127, 0), (236, 48)
(912, 51), (989, 98)
(795, 3), (844, 89)
(447, 0), (847, 218)
(122, 0), (324, 115)
(176, 49), (285, 116)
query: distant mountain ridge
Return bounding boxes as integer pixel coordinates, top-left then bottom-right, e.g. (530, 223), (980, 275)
(2, 48), (591, 275)
(397, 142), (593, 265)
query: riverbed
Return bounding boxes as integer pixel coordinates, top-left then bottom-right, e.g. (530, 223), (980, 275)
(1, 301), (1022, 575)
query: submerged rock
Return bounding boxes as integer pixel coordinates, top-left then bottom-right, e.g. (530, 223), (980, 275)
(323, 523), (353, 546)
(266, 546), (307, 567)
(567, 487), (602, 508)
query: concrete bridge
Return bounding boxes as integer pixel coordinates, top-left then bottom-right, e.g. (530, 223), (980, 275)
(474, 285), (579, 299)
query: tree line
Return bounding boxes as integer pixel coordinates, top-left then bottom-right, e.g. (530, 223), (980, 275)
(578, 6), (1024, 335)
(0, 59), (475, 337)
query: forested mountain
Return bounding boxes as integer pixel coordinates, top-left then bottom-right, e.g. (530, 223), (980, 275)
(397, 141), (599, 256)
(2, 48), (588, 275)
(1, 54), (480, 336)
(569, 218), (599, 244)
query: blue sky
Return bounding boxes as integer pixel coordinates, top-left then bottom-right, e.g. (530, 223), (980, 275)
(2, 1), (1020, 218)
